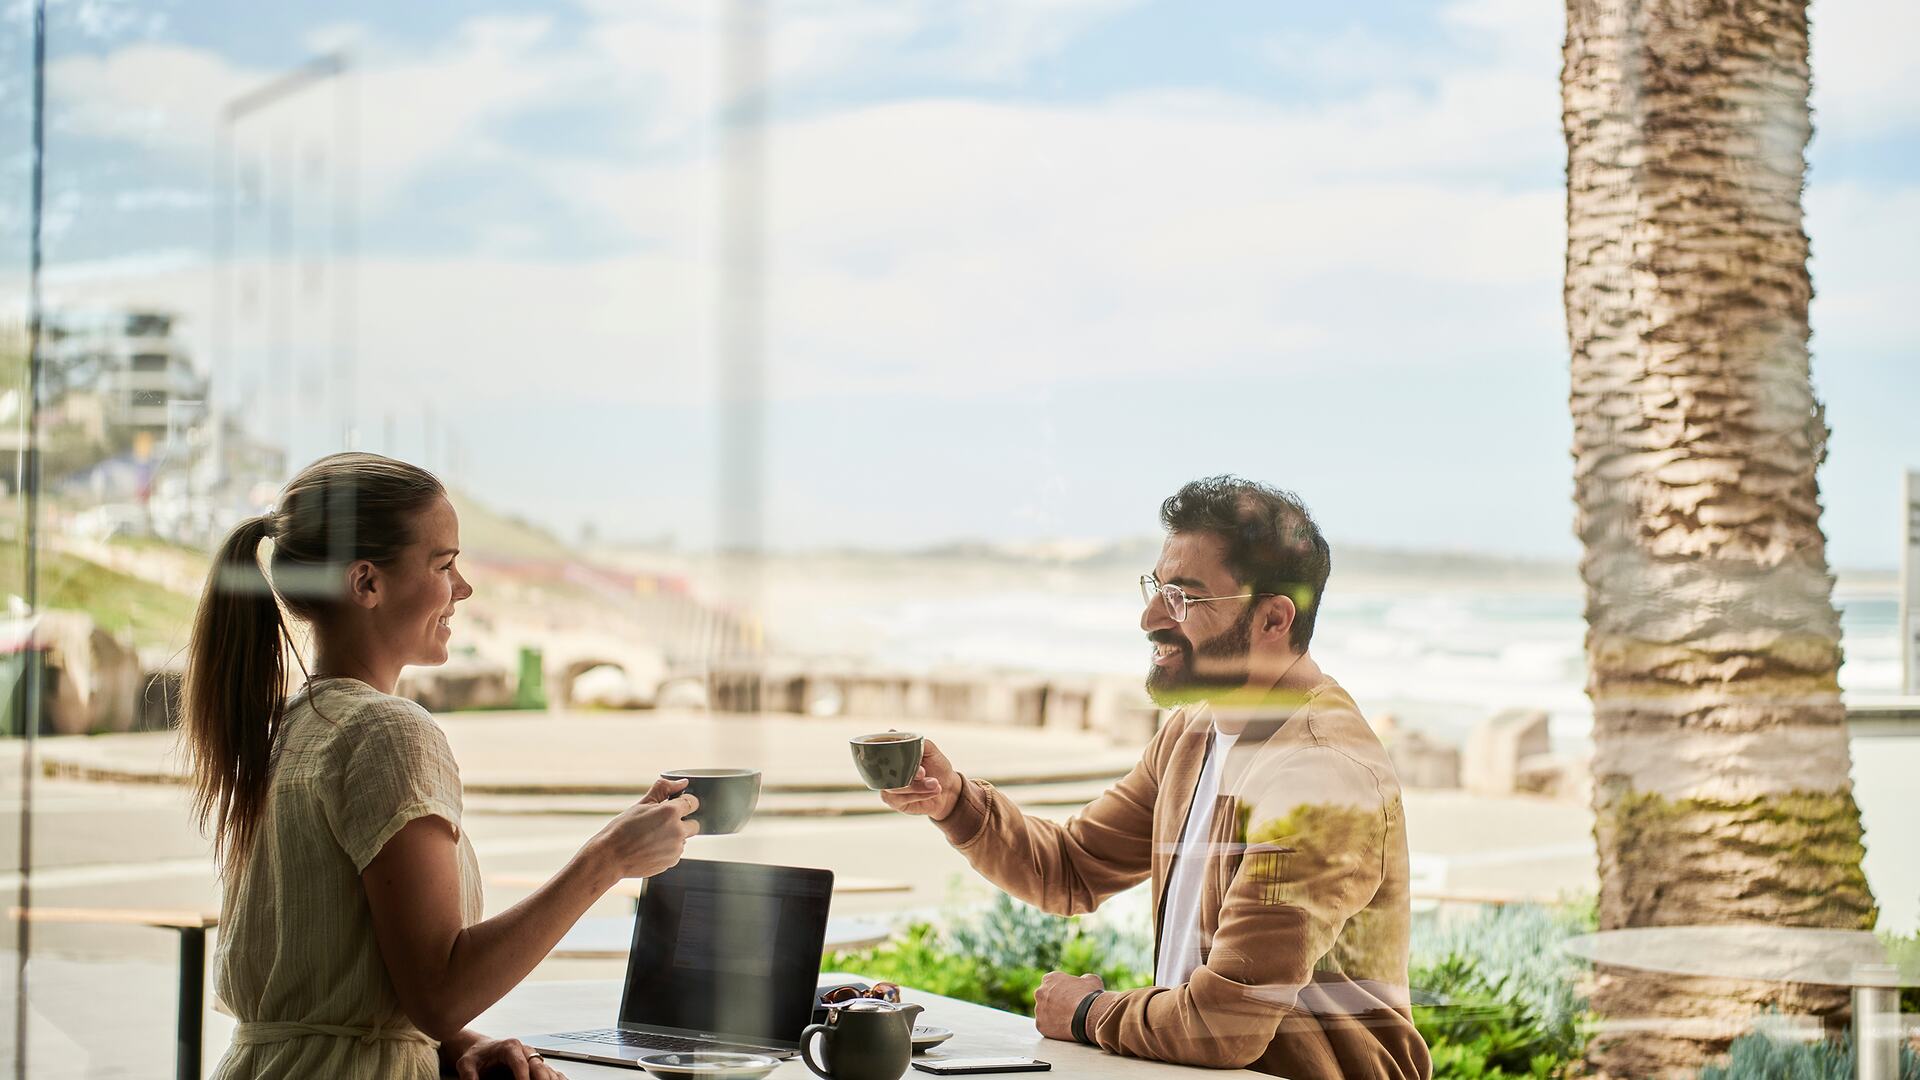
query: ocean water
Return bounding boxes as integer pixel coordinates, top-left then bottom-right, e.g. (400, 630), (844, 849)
(753, 573), (1917, 931)
(763, 580), (1905, 751)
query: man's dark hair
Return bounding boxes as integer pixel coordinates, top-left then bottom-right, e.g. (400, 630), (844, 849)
(1159, 476), (1331, 651)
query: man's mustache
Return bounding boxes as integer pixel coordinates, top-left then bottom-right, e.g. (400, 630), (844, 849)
(1147, 630), (1189, 649)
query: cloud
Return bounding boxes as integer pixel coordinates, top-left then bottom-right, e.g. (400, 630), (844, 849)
(924, 0), (1144, 81)
(570, 0), (1144, 151)
(29, 0), (1570, 406)
(48, 42), (261, 148)
(47, 15), (578, 208)
(1807, 181), (1920, 354)
(1811, 0), (1920, 139)
(36, 0), (1903, 409)
(547, 80), (1564, 396)
(15, 251), (707, 403)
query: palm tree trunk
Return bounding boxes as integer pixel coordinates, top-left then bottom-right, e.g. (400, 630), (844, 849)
(1562, 0), (1876, 1074)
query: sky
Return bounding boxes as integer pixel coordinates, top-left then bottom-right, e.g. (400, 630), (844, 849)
(1, 0), (1915, 566)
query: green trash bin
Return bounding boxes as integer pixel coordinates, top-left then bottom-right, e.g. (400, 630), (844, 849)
(0, 647), (54, 738)
(514, 646), (547, 711)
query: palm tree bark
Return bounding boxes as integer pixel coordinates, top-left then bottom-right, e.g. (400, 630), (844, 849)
(1562, 0), (1876, 1074)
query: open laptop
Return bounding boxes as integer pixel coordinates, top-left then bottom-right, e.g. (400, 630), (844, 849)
(526, 859), (835, 1067)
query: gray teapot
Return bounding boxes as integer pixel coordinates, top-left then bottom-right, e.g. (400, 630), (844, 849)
(799, 999), (925, 1080)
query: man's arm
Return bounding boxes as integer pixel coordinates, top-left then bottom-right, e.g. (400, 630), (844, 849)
(1086, 747), (1393, 1070)
(881, 716), (1188, 917)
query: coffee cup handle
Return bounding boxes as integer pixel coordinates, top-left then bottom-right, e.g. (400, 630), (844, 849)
(799, 1023), (833, 1079)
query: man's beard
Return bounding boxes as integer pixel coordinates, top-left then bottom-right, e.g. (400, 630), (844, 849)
(1145, 605), (1255, 707)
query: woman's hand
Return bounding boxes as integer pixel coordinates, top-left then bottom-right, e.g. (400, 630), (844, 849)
(450, 1034), (568, 1080)
(587, 777), (700, 881)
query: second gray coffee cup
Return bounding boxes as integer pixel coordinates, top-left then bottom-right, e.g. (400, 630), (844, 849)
(659, 768), (762, 834)
(849, 732), (924, 791)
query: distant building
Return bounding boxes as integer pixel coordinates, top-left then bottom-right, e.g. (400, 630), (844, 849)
(10, 306), (293, 547)
(41, 308), (207, 443)
(145, 412), (289, 546)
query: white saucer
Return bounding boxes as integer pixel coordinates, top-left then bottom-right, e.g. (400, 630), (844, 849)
(912, 1025), (956, 1053)
(635, 1051), (781, 1080)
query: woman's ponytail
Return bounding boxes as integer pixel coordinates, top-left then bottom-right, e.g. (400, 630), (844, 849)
(182, 514), (286, 875)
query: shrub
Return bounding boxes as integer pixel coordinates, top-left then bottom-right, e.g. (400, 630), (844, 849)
(1411, 899), (1597, 1054)
(1880, 930), (1920, 1015)
(827, 887), (1600, 1079)
(824, 893), (1152, 1016)
(1413, 953), (1580, 1080)
(1697, 1031), (1920, 1080)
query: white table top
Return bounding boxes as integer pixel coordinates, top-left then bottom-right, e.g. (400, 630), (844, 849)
(1562, 926), (1920, 988)
(475, 979), (1268, 1080)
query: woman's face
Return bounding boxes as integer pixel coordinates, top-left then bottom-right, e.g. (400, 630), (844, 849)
(373, 496), (472, 668)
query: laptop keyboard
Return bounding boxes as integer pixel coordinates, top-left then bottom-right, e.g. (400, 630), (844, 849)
(555, 1029), (764, 1054)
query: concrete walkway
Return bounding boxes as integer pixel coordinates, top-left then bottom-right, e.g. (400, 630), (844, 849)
(34, 709), (1143, 805)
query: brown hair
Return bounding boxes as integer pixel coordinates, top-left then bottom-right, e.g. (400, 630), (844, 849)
(183, 452), (445, 874)
(1160, 475), (1331, 651)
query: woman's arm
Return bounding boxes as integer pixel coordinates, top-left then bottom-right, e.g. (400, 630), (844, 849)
(363, 781), (697, 1041)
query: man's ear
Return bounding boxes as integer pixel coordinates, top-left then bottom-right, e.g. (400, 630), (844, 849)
(1259, 593), (1297, 647)
(344, 560), (380, 610)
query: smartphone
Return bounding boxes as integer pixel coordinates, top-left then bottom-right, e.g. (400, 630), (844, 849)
(911, 1060), (1052, 1075)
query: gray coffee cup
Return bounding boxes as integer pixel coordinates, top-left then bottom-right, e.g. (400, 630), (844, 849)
(849, 733), (924, 791)
(660, 768), (762, 835)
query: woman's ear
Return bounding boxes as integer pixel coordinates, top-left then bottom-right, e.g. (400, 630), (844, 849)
(344, 560), (380, 610)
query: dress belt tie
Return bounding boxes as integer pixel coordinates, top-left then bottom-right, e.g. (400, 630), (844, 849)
(231, 1019), (437, 1048)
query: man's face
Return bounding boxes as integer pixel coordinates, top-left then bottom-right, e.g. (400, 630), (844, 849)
(1141, 531), (1258, 707)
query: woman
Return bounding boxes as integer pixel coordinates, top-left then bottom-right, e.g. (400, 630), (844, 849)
(185, 452), (698, 1079)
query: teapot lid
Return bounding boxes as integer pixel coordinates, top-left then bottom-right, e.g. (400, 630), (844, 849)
(835, 998), (907, 1013)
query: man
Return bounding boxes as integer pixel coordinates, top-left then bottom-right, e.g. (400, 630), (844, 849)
(882, 477), (1429, 1079)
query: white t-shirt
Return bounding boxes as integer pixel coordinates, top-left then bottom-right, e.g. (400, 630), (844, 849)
(1155, 721), (1240, 987)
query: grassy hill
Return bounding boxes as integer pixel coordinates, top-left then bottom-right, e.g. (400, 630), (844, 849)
(0, 545), (197, 650)
(446, 488), (576, 563)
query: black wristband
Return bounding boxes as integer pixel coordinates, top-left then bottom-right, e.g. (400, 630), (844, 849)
(1071, 990), (1102, 1046)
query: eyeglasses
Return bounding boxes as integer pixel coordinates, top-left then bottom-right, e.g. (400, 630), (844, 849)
(820, 982), (902, 1006)
(1139, 574), (1261, 623)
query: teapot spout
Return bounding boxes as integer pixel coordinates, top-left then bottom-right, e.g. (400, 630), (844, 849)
(899, 1002), (925, 1025)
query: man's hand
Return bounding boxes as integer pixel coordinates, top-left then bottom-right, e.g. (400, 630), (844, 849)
(1033, 971), (1105, 1042)
(878, 737), (962, 821)
(639, 776), (687, 804)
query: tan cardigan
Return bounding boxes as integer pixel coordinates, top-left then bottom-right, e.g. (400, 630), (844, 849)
(935, 675), (1430, 1080)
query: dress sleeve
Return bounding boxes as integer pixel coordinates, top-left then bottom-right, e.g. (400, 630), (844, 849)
(323, 699), (465, 873)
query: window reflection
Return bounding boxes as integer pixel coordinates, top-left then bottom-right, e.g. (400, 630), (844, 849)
(2, 2), (1916, 1078)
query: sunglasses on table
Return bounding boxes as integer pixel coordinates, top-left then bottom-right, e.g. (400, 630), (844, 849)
(820, 982), (902, 1005)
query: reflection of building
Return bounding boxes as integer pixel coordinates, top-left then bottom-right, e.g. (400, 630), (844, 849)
(28, 305), (291, 547)
(144, 414), (289, 546)
(42, 309), (207, 441)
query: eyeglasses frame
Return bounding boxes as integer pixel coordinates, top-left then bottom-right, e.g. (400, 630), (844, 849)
(1138, 574), (1268, 623)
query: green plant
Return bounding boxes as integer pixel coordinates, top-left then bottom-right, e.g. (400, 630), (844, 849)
(1879, 930), (1920, 1015)
(0, 547), (196, 650)
(830, 890), (1601, 1080)
(1413, 953), (1576, 1079)
(1698, 1031), (1920, 1080)
(1411, 899), (1596, 1055)
(825, 922), (992, 1005)
(823, 893), (1152, 1016)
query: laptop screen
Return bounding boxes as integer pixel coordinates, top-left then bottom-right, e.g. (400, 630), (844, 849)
(618, 859), (835, 1049)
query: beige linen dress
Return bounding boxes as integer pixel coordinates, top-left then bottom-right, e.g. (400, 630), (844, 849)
(210, 677), (484, 1080)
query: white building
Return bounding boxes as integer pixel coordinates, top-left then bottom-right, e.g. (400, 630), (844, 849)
(41, 309), (207, 442)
